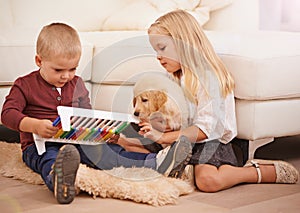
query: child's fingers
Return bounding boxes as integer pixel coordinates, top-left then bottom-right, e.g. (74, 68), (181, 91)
(107, 134), (120, 143)
(139, 125), (151, 133)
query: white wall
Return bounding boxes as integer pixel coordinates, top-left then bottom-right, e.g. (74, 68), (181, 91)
(203, 0), (300, 32)
(259, 0), (300, 32)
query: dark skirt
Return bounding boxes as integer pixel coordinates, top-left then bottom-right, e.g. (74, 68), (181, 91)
(189, 140), (243, 168)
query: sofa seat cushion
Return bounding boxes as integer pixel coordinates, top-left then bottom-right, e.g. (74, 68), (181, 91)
(206, 31), (300, 100)
(91, 83), (134, 113)
(236, 98), (300, 140)
(80, 31), (165, 84)
(81, 31), (165, 113)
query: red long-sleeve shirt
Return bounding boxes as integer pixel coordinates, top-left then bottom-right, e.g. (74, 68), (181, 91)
(1, 70), (91, 151)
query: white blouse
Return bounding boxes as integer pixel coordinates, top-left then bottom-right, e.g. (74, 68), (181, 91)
(181, 72), (237, 144)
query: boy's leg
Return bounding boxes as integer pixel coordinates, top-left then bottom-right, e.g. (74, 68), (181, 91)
(53, 144), (80, 204)
(78, 143), (149, 170)
(22, 143), (60, 191)
(22, 143), (80, 204)
(78, 135), (192, 178)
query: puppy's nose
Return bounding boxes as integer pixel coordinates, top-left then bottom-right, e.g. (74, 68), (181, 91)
(134, 111), (140, 116)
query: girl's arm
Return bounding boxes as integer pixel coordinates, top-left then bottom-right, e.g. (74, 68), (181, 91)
(139, 122), (207, 145)
(112, 135), (151, 153)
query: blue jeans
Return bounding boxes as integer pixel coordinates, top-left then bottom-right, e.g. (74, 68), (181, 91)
(22, 143), (157, 191)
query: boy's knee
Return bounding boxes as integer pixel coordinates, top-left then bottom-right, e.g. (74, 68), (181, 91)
(195, 173), (223, 192)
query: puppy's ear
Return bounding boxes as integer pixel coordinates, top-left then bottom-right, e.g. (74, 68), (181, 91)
(154, 91), (167, 109)
(133, 97), (136, 107)
(160, 98), (182, 131)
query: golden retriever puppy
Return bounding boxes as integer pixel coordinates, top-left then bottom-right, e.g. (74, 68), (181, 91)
(118, 73), (189, 150)
(133, 90), (182, 132)
(132, 73), (189, 133)
(119, 73), (188, 151)
(129, 74), (194, 182)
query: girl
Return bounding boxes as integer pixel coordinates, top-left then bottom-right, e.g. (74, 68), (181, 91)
(140, 10), (299, 192)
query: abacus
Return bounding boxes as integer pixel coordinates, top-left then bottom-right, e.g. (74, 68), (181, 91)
(33, 106), (139, 155)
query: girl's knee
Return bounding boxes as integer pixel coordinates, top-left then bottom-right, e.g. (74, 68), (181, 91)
(195, 173), (223, 192)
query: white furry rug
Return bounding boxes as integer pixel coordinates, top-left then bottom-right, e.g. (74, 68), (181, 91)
(0, 142), (194, 206)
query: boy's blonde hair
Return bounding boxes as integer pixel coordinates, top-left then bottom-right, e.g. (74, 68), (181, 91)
(148, 10), (234, 102)
(36, 23), (81, 60)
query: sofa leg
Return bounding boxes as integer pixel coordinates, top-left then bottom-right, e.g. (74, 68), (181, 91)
(248, 138), (274, 159)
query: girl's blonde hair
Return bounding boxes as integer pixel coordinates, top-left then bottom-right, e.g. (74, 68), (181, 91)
(148, 10), (234, 102)
(36, 23), (81, 60)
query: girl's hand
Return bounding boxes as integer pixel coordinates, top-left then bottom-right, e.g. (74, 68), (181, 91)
(138, 121), (164, 143)
(34, 119), (58, 138)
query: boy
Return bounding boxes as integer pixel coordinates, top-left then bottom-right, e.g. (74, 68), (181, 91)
(1, 23), (192, 204)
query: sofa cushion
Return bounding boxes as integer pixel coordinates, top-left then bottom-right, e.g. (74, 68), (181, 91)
(84, 31), (164, 113)
(9, 0), (132, 32)
(236, 98), (300, 140)
(0, 29), (94, 84)
(101, 0), (211, 31)
(91, 83), (135, 113)
(80, 31), (165, 84)
(203, 0), (259, 31)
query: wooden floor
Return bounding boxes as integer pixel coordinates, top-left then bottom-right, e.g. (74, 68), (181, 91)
(1, 136), (300, 213)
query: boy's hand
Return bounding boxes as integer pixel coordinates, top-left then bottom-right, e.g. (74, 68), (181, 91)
(34, 119), (58, 138)
(20, 117), (58, 138)
(106, 133), (120, 144)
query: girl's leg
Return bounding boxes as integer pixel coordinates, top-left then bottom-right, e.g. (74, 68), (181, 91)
(194, 163), (278, 192)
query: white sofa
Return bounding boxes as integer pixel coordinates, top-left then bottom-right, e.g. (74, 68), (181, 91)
(1, 0), (300, 158)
